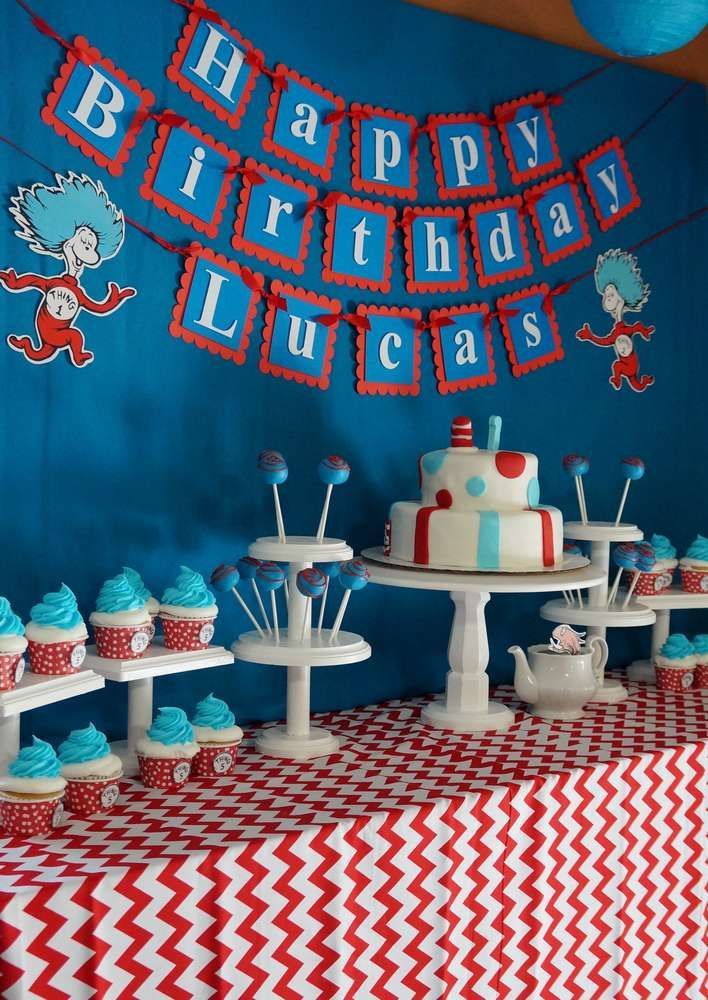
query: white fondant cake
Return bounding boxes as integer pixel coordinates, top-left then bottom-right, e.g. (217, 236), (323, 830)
(386, 416), (563, 571)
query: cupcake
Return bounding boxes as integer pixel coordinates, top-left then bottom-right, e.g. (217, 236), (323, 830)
(692, 634), (708, 690)
(89, 574), (152, 659)
(122, 567), (160, 635)
(58, 724), (123, 816)
(680, 535), (708, 593)
(0, 737), (66, 837)
(159, 567), (218, 651)
(654, 634), (695, 692)
(627, 534), (677, 596)
(26, 584), (88, 675)
(0, 597), (28, 691)
(190, 694), (243, 776)
(136, 707), (199, 789)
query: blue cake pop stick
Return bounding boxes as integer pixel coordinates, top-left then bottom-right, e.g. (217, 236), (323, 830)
(317, 562), (341, 633)
(329, 558), (369, 644)
(258, 451), (288, 543)
(615, 457), (645, 525)
(316, 456), (350, 542)
(236, 556), (270, 634)
(210, 564), (265, 638)
(296, 568), (327, 642)
(256, 562), (285, 642)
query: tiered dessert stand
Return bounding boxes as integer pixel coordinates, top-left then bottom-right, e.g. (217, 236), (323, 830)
(85, 639), (234, 776)
(540, 521), (655, 702)
(627, 588), (708, 683)
(362, 548), (605, 732)
(233, 536), (371, 759)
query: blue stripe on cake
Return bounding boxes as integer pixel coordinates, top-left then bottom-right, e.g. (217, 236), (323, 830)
(477, 511), (500, 569)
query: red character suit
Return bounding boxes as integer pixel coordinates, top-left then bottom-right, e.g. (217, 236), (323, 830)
(0, 269), (135, 367)
(576, 319), (655, 393)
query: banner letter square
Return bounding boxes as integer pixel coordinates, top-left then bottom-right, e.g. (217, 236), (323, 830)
(494, 92), (561, 185)
(322, 195), (396, 292)
(578, 137), (640, 232)
(351, 104), (418, 199)
(403, 206), (468, 294)
(428, 113), (496, 200)
(429, 304), (495, 394)
(497, 283), (564, 378)
(525, 172), (591, 265)
(355, 304), (422, 396)
(468, 196), (532, 288)
(260, 282), (339, 390)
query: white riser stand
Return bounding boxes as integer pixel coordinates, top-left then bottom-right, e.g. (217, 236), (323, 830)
(626, 588), (708, 682)
(361, 548), (606, 732)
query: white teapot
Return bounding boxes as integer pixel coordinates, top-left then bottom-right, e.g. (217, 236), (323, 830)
(508, 636), (608, 721)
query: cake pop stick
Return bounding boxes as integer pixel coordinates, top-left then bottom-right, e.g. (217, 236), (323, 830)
(258, 451), (288, 543)
(607, 543), (638, 607)
(317, 561), (341, 633)
(614, 457), (645, 525)
(296, 568), (327, 642)
(210, 564), (265, 638)
(257, 562), (285, 642)
(562, 454), (590, 524)
(486, 415), (502, 451)
(237, 556), (271, 634)
(622, 543), (655, 609)
(316, 456), (351, 542)
(329, 558), (369, 644)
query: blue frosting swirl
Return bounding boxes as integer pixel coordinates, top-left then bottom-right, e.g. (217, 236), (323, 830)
(192, 693), (235, 730)
(122, 567), (152, 604)
(147, 707), (194, 745)
(692, 634), (708, 656)
(57, 723), (110, 764)
(685, 534), (708, 561)
(30, 584), (83, 630)
(0, 596), (24, 636)
(660, 634), (694, 660)
(96, 573), (143, 613)
(650, 534), (677, 560)
(9, 736), (61, 778)
(161, 566), (214, 608)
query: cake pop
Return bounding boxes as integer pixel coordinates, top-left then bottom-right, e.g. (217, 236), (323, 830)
(562, 454), (590, 524)
(316, 456), (351, 543)
(317, 561), (341, 633)
(607, 543), (638, 607)
(210, 564), (265, 638)
(256, 562), (285, 642)
(622, 542), (655, 609)
(614, 457), (645, 526)
(295, 568), (327, 641)
(329, 558), (369, 644)
(236, 556), (270, 634)
(486, 415), (502, 451)
(258, 450), (288, 543)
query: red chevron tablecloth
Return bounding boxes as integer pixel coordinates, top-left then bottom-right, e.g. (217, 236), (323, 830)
(1, 678), (707, 1000)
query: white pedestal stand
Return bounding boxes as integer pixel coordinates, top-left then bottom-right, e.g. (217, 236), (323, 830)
(232, 537), (371, 760)
(85, 640), (234, 776)
(361, 548), (606, 733)
(626, 588), (708, 683)
(0, 669), (104, 773)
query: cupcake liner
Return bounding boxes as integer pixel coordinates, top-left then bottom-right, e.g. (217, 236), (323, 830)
(655, 663), (694, 693)
(623, 569), (674, 596)
(0, 653), (25, 691)
(680, 568), (708, 594)
(191, 742), (239, 777)
(93, 623), (152, 660)
(28, 638), (87, 675)
(137, 754), (192, 790)
(160, 615), (215, 652)
(0, 793), (64, 837)
(694, 662), (708, 689)
(64, 776), (122, 816)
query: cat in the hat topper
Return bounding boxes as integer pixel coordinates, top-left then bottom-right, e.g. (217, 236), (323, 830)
(0, 172), (135, 369)
(575, 249), (654, 393)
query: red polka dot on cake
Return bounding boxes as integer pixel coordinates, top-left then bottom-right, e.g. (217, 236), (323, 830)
(436, 489), (453, 508)
(495, 451), (527, 479)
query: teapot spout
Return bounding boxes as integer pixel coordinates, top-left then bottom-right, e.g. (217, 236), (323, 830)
(508, 645), (538, 704)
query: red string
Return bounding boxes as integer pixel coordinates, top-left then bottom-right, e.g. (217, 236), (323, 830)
(122, 216), (191, 257)
(170, 0), (223, 25)
(415, 317), (454, 332)
(14, 0), (92, 64)
(323, 108), (371, 126)
(623, 81), (691, 147)
(342, 312), (371, 333)
(555, 59), (615, 96)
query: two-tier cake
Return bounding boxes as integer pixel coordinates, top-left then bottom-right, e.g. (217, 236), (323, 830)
(384, 416), (563, 572)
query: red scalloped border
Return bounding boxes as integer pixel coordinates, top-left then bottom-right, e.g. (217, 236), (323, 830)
(468, 195), (533, 288)
(262, 64), (344, 182)
(169, 243), (263, 365)
(402, 206), (468, 294)
(577, 137), (641, 233)
(428, 303), (495, 394)
(260, 279), (340, 390)
(427, 113), (497, 200)
(321, 194), (396, 292)
(165, 0), (261, 131)
(350, 103), (418, 200)
(494, 92), (562, 186)
(524, 171), (591, 266)
(354, 303), (422, 396)
(496, 282), (564, 378)
(139, 115), (239, 239)
(232, 157), (317, 275)
(41, 35), (155, 177)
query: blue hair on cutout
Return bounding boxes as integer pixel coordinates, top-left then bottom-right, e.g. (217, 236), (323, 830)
(9, 172), (125, 260)
(594, 249), (650, 311)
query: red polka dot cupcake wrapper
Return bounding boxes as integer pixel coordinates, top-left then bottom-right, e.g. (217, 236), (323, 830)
(64, 776), (122, 816)
(191, 743), (239, 777)
(680, 568), (708, 594)
(28, 639), (86, 675)
(160, 615), (216, 652)
(694, 662), (708, 689)
(0, 653), (25, 691)
(137, 754), (192, 790)
(655, 663), (694, 693)
(0, 794), (64, 837)
(93, 624), (152, 660)
(623, 570), (674, 596)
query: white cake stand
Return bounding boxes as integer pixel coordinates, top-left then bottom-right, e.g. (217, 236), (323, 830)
(627, 588), (708, 683)
(361, 548), (606, 733)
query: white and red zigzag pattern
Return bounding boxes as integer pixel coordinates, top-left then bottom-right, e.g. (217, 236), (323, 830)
(1, 677), (706, 999)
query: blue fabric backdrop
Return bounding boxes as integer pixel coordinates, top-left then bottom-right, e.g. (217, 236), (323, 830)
(0, 0), (706, 743)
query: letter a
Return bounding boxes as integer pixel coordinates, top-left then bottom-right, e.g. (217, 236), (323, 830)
(454, 328), (479, 365)
(290, 102), (318, 147)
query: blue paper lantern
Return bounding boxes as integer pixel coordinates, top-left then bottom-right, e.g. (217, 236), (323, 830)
(572, 0), (707, 57)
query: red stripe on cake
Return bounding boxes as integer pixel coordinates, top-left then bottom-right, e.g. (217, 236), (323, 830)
(414, 490), (452, 564)
(535, 508), (555, 567)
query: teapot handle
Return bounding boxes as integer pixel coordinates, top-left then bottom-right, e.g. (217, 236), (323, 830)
(589, 637), (609, 684)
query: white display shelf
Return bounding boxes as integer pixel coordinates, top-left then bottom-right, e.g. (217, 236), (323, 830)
(233, 629), (371, 668)
(540, 598), (657, 629)
(0, 669), (104, 773)
(249, 535), (352, 564)
(628, 588), (708, 684)
(361, 548), (605, 733)
(564, 521), (643, 543)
